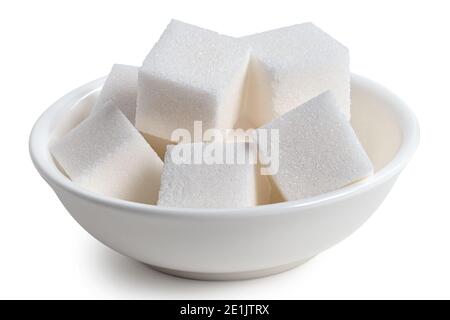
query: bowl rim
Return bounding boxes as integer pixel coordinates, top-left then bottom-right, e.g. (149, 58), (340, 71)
(29, 73), (420, 219)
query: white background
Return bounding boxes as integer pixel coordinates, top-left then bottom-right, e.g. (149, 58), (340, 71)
(1, 0), (449, 299)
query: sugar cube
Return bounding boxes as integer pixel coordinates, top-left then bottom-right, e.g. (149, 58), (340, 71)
(51, 106), (163, 204)
(91, 64), (138, 123)
(157, 142), (262, 208)
(136, 20), (251, 141)
(257, 91), (373, 201)
(242, 23), (350, 127)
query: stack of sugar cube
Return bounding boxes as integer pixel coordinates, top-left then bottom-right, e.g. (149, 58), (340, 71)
(50, 19), (373, 208)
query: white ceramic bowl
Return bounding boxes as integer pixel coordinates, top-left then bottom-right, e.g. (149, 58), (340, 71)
(29, 74), (419, 280)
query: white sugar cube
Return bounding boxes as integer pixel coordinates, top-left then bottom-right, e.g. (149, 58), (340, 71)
(136, 20), (251, 141)
(242, 23), (350, 127)
(91, 64), (138, 123)
(257, 91), (373, 201)
(157, 142), (260, 208)
(51, 107), (163, 204)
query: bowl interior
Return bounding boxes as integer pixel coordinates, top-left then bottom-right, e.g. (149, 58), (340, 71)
(350, 81), (402, 171)
(29, 73), (420, 214)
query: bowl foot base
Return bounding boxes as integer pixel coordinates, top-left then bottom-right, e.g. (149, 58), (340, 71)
(150, 257), (313, 281)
